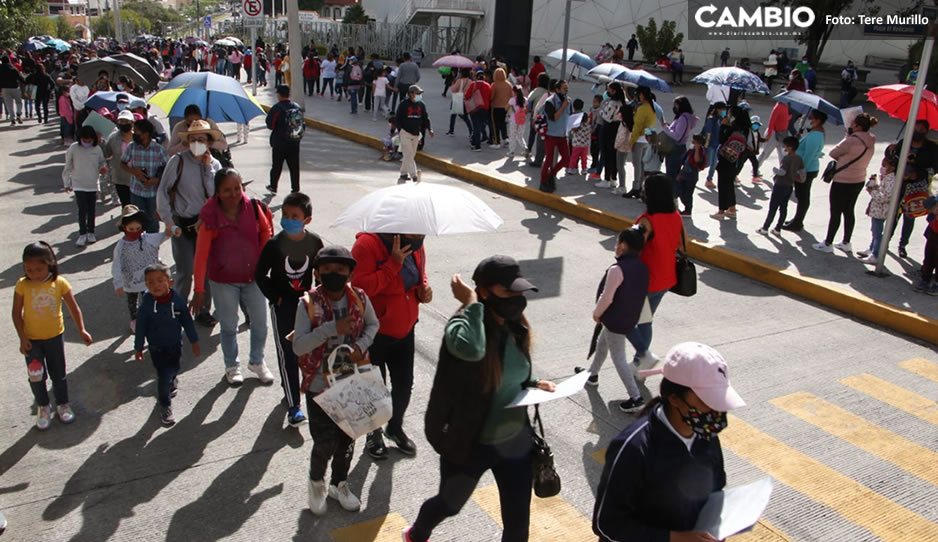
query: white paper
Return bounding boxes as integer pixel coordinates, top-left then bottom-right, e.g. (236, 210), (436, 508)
(505, 370), (591, 408)
(566, 112), (584, 134)
(694, 477), (774, 540)
(840, 106), (864, 130)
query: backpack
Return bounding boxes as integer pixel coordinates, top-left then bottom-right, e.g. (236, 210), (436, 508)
(718, 132), (747, 163)
(901, 180), (930, 218)
(285, 105), (305, 141)
(350, 65), (362, 82)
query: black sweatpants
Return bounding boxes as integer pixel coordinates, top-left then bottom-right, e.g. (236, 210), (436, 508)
(25, 333), (68, 407)
(492, 107), (508, 144)
(306, 394), (354, 484)
(150, 345), (181, 407)
(410, 430), (534, 542)
(74, 190), (96, 235)
(270, 298), (301, 409)
(601, 123), (617, 181)
(824, 182), (864, 245)
(270, 144), (300, 192)
(788, 171), (816, 227)
(716, 160), (738, 211)
(370, 328), (415, 435)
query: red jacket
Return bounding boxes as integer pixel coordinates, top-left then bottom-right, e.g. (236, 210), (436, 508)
(529, 62), (545, 88)
(351, 232), (428, 339)
(468, 80), (492, 110)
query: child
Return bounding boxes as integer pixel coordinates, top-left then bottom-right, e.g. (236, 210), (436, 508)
(506, 85), (527, 158)
(255, 192), (324, 427)
(588, 95), (603, 174)
(58, 84), (74, 146)
(574, 226), (649, 412)
(134, 263), (200, 426)
(13, 242), (92, 430)
(642, 129), (663, 178)
(567, 98), (591, 175)
(676, 134), (707, 216)
(758, 136), (805, 236)
(292, 246), (380, 515)
(373, 67), (391, 121)
(63, 125), (108, 248)
(703, 102), (726, 189)
(913, 196), (938, 294)
(381, 118), (401, 161)
(111, 205), (172, 333)
(858, 156), (898, 264)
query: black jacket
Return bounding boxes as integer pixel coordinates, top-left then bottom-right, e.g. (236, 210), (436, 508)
(0, 64), (24, 90)
(265, 98), (302, 148)
(254, 231), (324, 304)
(592, 406), (726, 542)
(395, 99), (431, 136)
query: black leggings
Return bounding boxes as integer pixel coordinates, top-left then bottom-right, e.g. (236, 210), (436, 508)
(601, 123), (617, 181)
(788, 171), (816, 227)
(825, 182), (864, 244)
(716, 160), (737, 211)
(492, 107), (508, 144)
(370, 329), (415, 435)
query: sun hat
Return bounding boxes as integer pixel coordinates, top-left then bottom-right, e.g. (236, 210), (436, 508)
(640, 342), (746, 411)
(178, 119), (225, 143)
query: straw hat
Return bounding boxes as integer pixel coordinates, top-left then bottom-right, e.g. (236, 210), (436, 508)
(178, 119), (225, 144)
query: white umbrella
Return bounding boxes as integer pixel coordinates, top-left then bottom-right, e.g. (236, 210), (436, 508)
(546, 48), (597, 70)
(223, 36), (244, 46)
(332, 182), (503, 235)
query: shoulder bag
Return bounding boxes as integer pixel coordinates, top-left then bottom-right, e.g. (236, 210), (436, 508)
(822, 135), (867, 183)
(670, 228), (697, 297)
(530, 404), (561, 498)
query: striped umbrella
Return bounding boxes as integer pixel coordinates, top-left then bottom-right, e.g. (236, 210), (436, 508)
(147, 72), (265, 124)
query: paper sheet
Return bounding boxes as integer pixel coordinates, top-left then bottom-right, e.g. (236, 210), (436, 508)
(566, 112), (584, 134)
(82, 110), (116, 137)
(840, 106), (864, 129)
(694, 477), (774, 540)
(506, 369), (591, 408)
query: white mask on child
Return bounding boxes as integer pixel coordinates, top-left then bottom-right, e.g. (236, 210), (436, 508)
(189, 141), (208, 157)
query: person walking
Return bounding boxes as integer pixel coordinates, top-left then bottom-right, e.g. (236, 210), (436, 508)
(0, 56), (25, 126)
(352, 232), (432, 460)
(539, 79), (572, 193)
(403, 256), (556, 542)
(466, 71), (492, 152)
(783, 110), (827, 232)
(490, 68), (512, 148)
(395, 85), (433, 182)
(756, 101), (791, 172)
(265, 85), (304, 193)
(626, 35), (639, 61)
(27, 64), (55, 124)
(812, 113), (878, 254)
(63, 125), (108, 247)
(121, 118), (168, 233)
(320, 52), (337, 97)
(396, 52), (421, 105)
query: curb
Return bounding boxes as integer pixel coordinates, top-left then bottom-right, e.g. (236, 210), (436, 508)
(264, 105), (938, 346)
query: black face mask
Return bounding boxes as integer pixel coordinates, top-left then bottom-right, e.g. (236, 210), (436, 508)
(847, 127), (854, 135)
(320, 273), (348, 293)
(118, 123), (131, 133)
(484, 294), (527, 322)
(912, 132), (925, 142)
(133, 134), (144, 145)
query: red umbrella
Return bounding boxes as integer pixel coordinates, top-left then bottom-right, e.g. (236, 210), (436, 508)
(866, 84), (938, 125)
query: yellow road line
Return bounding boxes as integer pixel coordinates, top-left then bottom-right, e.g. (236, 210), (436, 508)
(771, 392), (938, 486)
(840, 374), (938, 425)
(589, 447), (607, 465)
(899, 358), (938, 383)
(472, 484), (595, 541)
(721, 415), (938, 541)
(330, 512), (409, 542)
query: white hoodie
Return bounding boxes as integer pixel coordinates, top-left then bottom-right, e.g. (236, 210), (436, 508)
(62, 142), (105, 192)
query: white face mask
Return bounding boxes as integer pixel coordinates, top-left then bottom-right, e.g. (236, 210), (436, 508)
(189, 141), (208, 156)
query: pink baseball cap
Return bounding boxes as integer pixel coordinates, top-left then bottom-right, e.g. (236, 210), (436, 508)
(639, 342), (746, 412)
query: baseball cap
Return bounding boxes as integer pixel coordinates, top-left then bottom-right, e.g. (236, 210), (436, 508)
(640, 342), (745, 412)
(314, 246), (357, 270)
(408, 84), (424, 94)
(472, 255), (537, 293)
(117, 110), (134, 122)
(129, 98), (147, 110)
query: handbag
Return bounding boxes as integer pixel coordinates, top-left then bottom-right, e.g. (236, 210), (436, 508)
(670, 229), (697, 297)
(655, 131), (677, 155)
(464, 84), (484, 114)
(822, 135), (867, 183)
(450, 91), (464, 115)
(313, 345), (393, 440)
(529, 404), (561, 498)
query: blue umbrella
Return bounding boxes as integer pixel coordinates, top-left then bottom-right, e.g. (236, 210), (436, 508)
(147, 72), (265, 124)
(22, 40), (46, 52)
(82, 91), (132, 111)
(546, 48), (597, 70)
(691, 67), (770, 94)
(45, 38), (71, 52)
(588, 64), (672, 93)
(773, 90), (844, 125)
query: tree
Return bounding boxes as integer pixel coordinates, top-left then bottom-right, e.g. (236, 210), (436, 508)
(0, 0), (44, 47)
(29, 15), (57, 38)
(342, 4), (368, 24)
(765, 0), (879, 64)
(55, 15), (75, 40)
(635, 19), (683, 63)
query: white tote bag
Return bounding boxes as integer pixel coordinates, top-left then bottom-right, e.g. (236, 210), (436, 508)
(314, 345), (393, 439)
(451, 91), (464, 115)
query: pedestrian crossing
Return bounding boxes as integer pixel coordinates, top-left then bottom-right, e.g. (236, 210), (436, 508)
(327, 358), (937, 541)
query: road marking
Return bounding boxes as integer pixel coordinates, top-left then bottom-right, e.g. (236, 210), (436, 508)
(590, 447), (606, 465)
(771, 392), (938, 486)
(472, 484), (595, 541)
(840, 374), (938, 425)
(721, 415), (938, 541)
(330, 511), (409, 542)
(899, 358), (938, 383)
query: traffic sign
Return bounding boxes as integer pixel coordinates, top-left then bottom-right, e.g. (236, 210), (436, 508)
(242, 0), (262, 17)
(203, 15), (212, 28)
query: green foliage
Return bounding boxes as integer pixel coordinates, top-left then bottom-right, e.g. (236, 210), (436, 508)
(91, 15), (110, 38)
(342, 4), (368, 24)
(298, 0), (325, 13)
(181, 0), (223, 19)
(0, 0), (44, 47)
(634, 19), (683, 62)
(29, 15), (57, 38)
(55, 15), (75, 40)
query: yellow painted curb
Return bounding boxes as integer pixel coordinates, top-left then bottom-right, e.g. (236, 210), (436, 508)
(262, 105), (938, 346)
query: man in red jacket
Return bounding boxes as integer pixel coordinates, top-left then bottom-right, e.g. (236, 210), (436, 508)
(351, 231), (432, 459)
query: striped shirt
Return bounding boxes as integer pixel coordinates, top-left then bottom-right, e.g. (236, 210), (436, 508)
(122, 141), (168, 197)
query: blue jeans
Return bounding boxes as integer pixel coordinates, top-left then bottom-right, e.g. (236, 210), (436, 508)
(762, 183), (794, 230)
(705, 147), (719, 181)
(130, 193), (158, 233)
(209, 280), (268, 368)
(626, 289), (667, 359)
(869, 217), (885, 257)
(349, 88), (359, 112)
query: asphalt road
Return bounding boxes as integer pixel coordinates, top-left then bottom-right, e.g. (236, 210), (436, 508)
(0, 114), (935, 542)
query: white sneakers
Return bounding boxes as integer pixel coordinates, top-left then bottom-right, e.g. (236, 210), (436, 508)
(247, 362), (275, 384)
(613, 186), (626, 195)
(308, 479), (328, 515)
(308, 480), (361, 515)
(329, 481), (362, 511)
(76, 234), (87, 247)
(812, 242), (834, 253)
(225, 366), (244, 385)
(833, 242), (853, 253)
(594, 180), (612, 189)
(632, 351), (660, 383)
(86, 233), (96, 244)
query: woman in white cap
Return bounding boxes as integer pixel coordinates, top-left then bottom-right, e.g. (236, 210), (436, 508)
(592, 342), (745, 542)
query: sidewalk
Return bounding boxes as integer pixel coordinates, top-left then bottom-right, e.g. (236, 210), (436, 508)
(245, 68), (936, 337)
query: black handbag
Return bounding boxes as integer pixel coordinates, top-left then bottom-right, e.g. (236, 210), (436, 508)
(822, 135), (868, 183)
(671, 252), (697, 297)
(530, 404), (561, 498)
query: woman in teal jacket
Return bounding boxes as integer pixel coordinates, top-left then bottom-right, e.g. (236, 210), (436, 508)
(784, 109), (827, 232)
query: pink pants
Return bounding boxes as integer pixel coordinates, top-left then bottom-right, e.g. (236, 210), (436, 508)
(569, 146), (588, 169)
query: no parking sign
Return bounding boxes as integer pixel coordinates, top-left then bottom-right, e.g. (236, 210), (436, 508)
(243, 0), (264, 27)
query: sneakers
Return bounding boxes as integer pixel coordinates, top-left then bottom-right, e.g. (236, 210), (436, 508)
(771, 228), (782, 237)
(470, 146), (481, 152)
(366, 429), (389, 460)
(635, 351), (660, 373)
(399, 174), (410, 182)
(488, 142), (501, 148)
(287, 406), (308, 427)
(56, 403), (75, 424)
(618, 397), (645, 412)
(36, 405), (54, 430)
(594, 180), (612, 189)
(710, 211), (726, 220)
(680, 209), (692, 217)
(724, 209), (737, 219)
(833, 242), (853, 253)
(386, 428), (417, 456)
(505, 151), (515, 157)
(781, 221), (803, 232)
(856, 249), (871, 258)
(76, 234), (87, 247)
(927, 284), (938, 296)
(247, 362), (275, 384)
(308, 478), (328, 516)
(160, 405), (176, 426)
(225, 366), (244, 386)
(899, 247), (908, 258)
(613, 186), (627, 195)
(705, 180), (716, 189)
(859, 254), (878, 264)
(588, 173), (601, 181)
(756, 227), (769, 235)
(565, 168), (577, 175)
(86, 233), (96, 244)
(574, 366), (599, 387)
(812, 242), (834, 253)
(265, 184), (277, 193)
(912, 279), (928, 293)
(328, 481), (362, 511)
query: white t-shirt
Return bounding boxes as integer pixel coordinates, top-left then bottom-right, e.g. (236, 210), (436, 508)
(374, 76), (389, 97)
(321, 59), (336, 78)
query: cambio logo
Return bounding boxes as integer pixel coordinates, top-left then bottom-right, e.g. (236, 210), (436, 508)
(695, 4), (815, 28)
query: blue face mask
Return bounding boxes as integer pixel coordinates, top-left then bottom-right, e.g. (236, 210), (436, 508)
(280, 217), (305, 236)
(413, 94), (423, 103)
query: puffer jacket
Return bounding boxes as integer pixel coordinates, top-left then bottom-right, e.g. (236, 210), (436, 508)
(829, 130), (875, 184)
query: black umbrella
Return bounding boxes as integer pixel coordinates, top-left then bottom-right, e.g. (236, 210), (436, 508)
(587, 323), (603, 359)
(77, 58), (150, 93)
(110, 53), (162, 89)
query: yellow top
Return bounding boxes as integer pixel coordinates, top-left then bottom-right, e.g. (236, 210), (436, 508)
(630, 102), (656, 146)
(15, 277), (71, 340)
